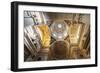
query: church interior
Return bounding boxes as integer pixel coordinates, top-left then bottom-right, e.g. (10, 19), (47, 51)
(24, 11), (90, 61)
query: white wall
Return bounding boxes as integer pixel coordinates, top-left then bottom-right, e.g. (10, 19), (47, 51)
(0, 0), (99, 73)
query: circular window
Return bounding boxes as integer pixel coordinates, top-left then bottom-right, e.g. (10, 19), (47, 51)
(50, 20), (68, 40)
